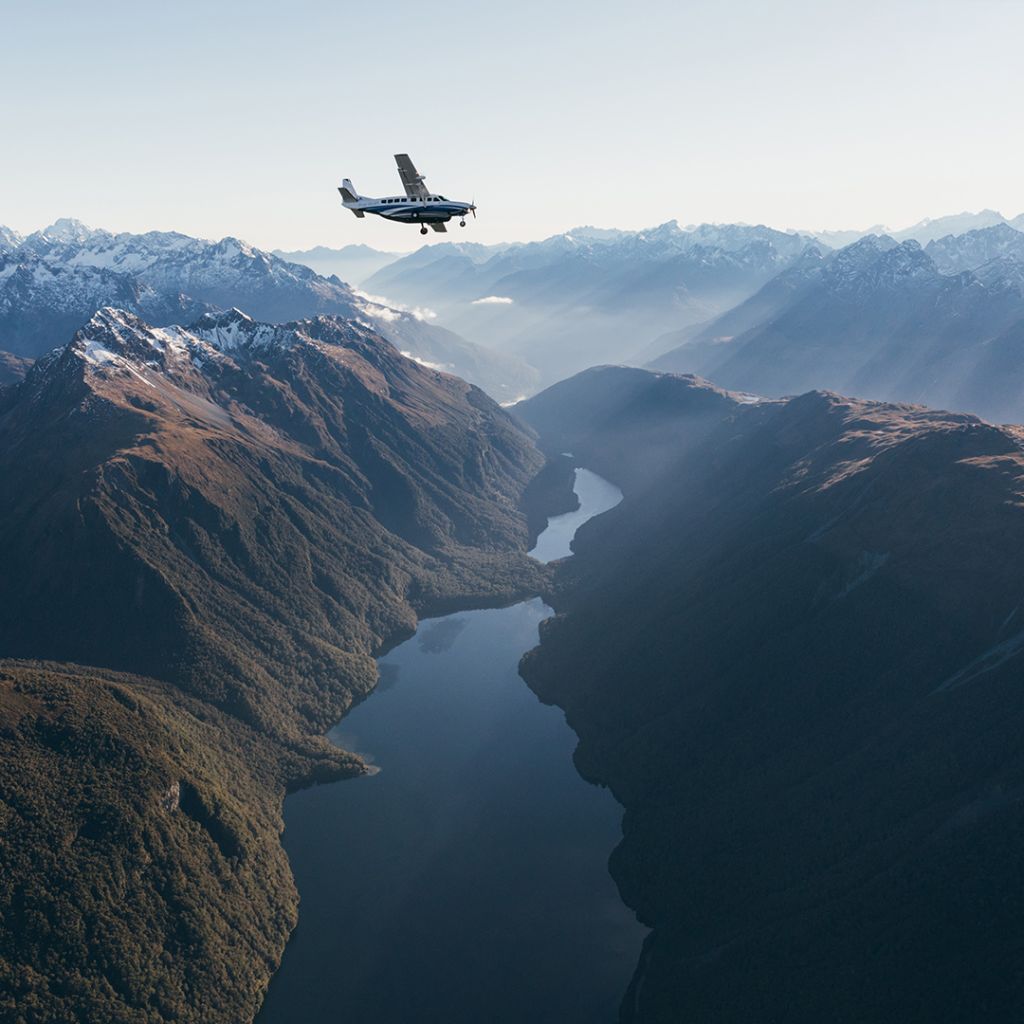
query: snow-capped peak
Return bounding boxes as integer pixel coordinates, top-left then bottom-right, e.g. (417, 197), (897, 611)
(67, 308), (198, 390)
(40, 218), (96, 244)
(0, 225), (23, 252)
(189, 308), (295, 352)
(75, 307), (184, 359)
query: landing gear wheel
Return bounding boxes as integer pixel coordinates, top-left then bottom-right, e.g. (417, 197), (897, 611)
(459, 220), (466, 228)
(420, 226), (428, 235)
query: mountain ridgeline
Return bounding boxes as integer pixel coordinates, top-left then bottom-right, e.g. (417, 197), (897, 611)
(7, 206), (1024, 1023)
(0, 219), (536, 401)
(517, 366), (1024, 1022)
(270, 243), (400, 286)
(359, 222), (820, 385)
(651, 225), (1024, 424)
(0, 308), (551, 1023)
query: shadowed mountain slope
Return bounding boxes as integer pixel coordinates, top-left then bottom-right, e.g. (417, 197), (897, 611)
(518, 366), (1024, 1022)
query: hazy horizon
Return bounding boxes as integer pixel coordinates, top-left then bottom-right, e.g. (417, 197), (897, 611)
(7, 207), (1024, 258)
(5, 0), (1024, 252)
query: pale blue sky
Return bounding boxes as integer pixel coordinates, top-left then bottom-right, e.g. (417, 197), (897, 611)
(4, 0), (1023, 251)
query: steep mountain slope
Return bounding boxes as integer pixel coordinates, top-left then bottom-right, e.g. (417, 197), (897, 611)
(0, 351), (30, 387)
(518, 367), (1024, 1023)
(651, 236), (1024, 422)
(363, 222), (820, 385)
(0, 220), (534, 399)
(0, 309), (548, 1021)
(640, 242), (835, 365)
(0, 659), (353, 1024)
(514, 365), (740, 493)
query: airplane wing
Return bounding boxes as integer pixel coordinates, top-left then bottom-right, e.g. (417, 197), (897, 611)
(429, 222), (447, 233)
(395, 153), (430, 198)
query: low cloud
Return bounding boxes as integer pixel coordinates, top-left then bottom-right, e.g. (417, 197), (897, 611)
(400, 350), (452, 372)
(354, 289), (437, 322)
(471, 295), (514, 306)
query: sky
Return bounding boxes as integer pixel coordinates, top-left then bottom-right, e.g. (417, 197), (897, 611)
(4, 0), (1024, 252)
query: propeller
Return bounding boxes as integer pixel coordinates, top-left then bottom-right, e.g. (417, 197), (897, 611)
(471, 198), (477, 219)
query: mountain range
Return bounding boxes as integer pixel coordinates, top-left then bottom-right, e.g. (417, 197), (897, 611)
(0, 308), (551, 1023)
(518, 365), (1024, 1022)
(0, 220), (535, 401)
(809, 208), (1024, 248)
(650, 225), (1024, 423)
(356, 221), (820, 385)
(8, 206), (1024, 1022)
(269, 210), (1024, 395)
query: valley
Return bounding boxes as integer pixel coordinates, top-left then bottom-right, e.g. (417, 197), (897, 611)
(4, 210), (1024, 1022)
(0, 305), (552, 1022)
(257, 469), (642, 1024)
(9, 2), (1024, 1019)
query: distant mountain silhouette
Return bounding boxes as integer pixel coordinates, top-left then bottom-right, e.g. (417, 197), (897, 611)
(362, 222), (820, 385)
(651, 232), (1024, 422)
(271, 243), (400, 285)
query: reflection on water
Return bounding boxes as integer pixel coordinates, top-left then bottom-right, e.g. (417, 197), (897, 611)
(416, 615), (468, 654)
(258, 470), (641, 1024)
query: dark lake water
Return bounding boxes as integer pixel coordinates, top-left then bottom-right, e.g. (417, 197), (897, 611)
(257, 469), (642, 1024)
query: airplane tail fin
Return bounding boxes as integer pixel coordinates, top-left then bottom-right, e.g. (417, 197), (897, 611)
(338, 179), (365, 218)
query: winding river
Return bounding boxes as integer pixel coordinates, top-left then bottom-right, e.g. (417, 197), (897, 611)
(258, 469), (644, 1023)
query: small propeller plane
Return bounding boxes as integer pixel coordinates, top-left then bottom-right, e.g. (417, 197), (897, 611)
(338, 154), (476, 234)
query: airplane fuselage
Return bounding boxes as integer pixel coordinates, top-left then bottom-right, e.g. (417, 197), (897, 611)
(357, 195), (473, 225)
(339, 157), (475, 233)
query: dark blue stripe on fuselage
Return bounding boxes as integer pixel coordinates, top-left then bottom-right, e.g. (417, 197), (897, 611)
(362, 203), (468, 223)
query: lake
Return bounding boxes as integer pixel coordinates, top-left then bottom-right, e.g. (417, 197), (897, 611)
(257, 468), (643, 1023)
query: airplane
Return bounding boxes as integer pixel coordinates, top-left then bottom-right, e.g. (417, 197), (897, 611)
(338, 154), (476, 235)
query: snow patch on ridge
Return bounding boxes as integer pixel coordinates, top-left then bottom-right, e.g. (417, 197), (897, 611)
(81, 340), (118, 366)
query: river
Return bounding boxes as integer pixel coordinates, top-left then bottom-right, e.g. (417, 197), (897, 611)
(257, 468), (643, 1023)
